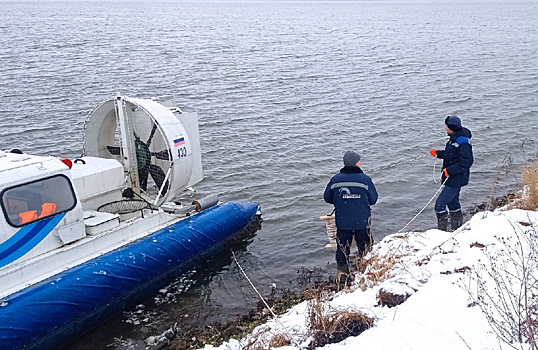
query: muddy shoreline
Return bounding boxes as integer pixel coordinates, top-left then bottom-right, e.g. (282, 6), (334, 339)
(164, 274), (337, 350)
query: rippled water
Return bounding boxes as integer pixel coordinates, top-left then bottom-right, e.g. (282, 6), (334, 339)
(1, 1), (538, 348)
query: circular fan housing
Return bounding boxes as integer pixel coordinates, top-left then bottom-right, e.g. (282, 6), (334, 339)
(83, 96), (195, 205)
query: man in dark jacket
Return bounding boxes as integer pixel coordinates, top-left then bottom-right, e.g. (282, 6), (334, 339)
(324, 151), (378, 285)
(430, 116), (473, 231)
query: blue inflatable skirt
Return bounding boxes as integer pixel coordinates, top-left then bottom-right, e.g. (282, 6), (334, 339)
(0, 201), (259, 350)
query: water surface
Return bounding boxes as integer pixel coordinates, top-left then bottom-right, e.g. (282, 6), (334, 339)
(0, 1), (537, 348)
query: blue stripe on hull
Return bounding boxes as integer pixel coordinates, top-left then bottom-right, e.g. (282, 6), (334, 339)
(0, 201), (259, 350)
(0, 214), (66, 268)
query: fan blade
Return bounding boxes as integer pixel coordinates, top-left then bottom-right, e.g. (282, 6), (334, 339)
(151, 150), (171, 160)
(148, 164), (168, 195)
(146, 123), (158, 147)
(139, 167), (149, 191)
(107, 146), (122, 155)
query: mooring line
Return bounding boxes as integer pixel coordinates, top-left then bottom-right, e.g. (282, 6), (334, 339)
(230, 250), (303, 349)
(387, 177), (449, 259)
(367, 151), (446, 236)
(432, 157), (441, 183)
(396, 177), (448, 235)
(369, 154), (428, 173)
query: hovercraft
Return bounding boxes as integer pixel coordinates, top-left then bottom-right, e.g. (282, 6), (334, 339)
(0, 96), (261, 350)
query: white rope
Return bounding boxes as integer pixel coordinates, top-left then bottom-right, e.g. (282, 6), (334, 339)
(395, 177), (448, 235)
(369, 154), (428, 173)
(366, 151), (446, 234)
(231, 250), (303, 349)
(432, 157), (441, 184)
(387, 177), (449, 259)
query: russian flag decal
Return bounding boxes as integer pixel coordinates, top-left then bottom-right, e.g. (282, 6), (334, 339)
(174, 137), (185, 147)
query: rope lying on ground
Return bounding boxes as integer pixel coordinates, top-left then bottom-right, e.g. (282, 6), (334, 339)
(231, 250), (303, 349)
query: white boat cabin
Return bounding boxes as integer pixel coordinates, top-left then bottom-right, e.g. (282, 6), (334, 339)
(0, 152), (126, 265)
(0, 96), (204, 299)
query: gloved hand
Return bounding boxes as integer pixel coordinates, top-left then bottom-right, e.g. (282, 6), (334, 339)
(430, 149), (437, 157)
(443, 168), (449, 177)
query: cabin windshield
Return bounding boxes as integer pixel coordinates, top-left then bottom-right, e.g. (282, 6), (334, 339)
(1, 175), (77, 227)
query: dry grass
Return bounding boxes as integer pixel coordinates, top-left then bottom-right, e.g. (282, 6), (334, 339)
(506, 159), (538, 211)
(268, 334), (291, 348)
(241, 327), (295, 350)
(377, 288), (410, 308)
(303, 283), (338, 301)
(354, 249), (406, 291)
(240, 326), (298, 350)
(305, 285), (374, 349)
(239, 326), (298, 350)
(237, 284), (340, 350)
(241, 326), (272, 350)
(307, 306), (374, 349)
(517, 160), (538, 210)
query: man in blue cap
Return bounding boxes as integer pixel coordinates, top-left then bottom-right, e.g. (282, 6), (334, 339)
(324, 151), (378, 286)
(430, 116), (473, 231)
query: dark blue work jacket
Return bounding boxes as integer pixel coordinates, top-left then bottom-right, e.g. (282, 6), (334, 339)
(324, 166), (378, 230)
(436, 128), (473, 187)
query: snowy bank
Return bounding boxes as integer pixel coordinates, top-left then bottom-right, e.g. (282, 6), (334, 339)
(201, 209), (538, 350)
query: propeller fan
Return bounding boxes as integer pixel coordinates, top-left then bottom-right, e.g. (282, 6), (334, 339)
(107, 123), (170, 195)
(83, 96), (203, 206)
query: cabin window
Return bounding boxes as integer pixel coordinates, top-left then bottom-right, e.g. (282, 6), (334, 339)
(0, 175), (77, 227)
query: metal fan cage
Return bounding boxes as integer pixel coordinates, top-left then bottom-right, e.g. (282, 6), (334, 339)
(98, 200), (150, 215)
(127, 105), (172, 197)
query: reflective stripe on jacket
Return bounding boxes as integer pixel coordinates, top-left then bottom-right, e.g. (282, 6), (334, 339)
(324, 166), (378, 230)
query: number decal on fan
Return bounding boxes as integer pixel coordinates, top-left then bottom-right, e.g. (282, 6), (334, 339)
(177, 147), (188, 158)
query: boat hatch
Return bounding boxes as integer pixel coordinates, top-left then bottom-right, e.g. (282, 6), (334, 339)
(83, 211), (120, 236)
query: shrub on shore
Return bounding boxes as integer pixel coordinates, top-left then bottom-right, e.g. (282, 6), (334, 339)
(507, 159), (538, 211)
(520, 159), (538, 210)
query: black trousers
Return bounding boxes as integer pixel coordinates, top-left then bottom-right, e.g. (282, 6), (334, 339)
(335, 227), (372, 267)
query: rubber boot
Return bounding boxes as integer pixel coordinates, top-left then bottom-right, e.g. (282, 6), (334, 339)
(332, 264), (351, 288)
(450, 211), (464, 231)
(437, 216), (448, 231)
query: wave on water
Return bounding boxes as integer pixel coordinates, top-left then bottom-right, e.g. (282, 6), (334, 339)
(443, 97), (472, 104)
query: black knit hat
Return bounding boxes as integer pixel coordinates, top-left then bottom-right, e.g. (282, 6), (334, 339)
(445, 116), (462, 132)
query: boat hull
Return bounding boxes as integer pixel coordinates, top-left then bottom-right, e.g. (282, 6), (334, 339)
(0, 201), (259, 350)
